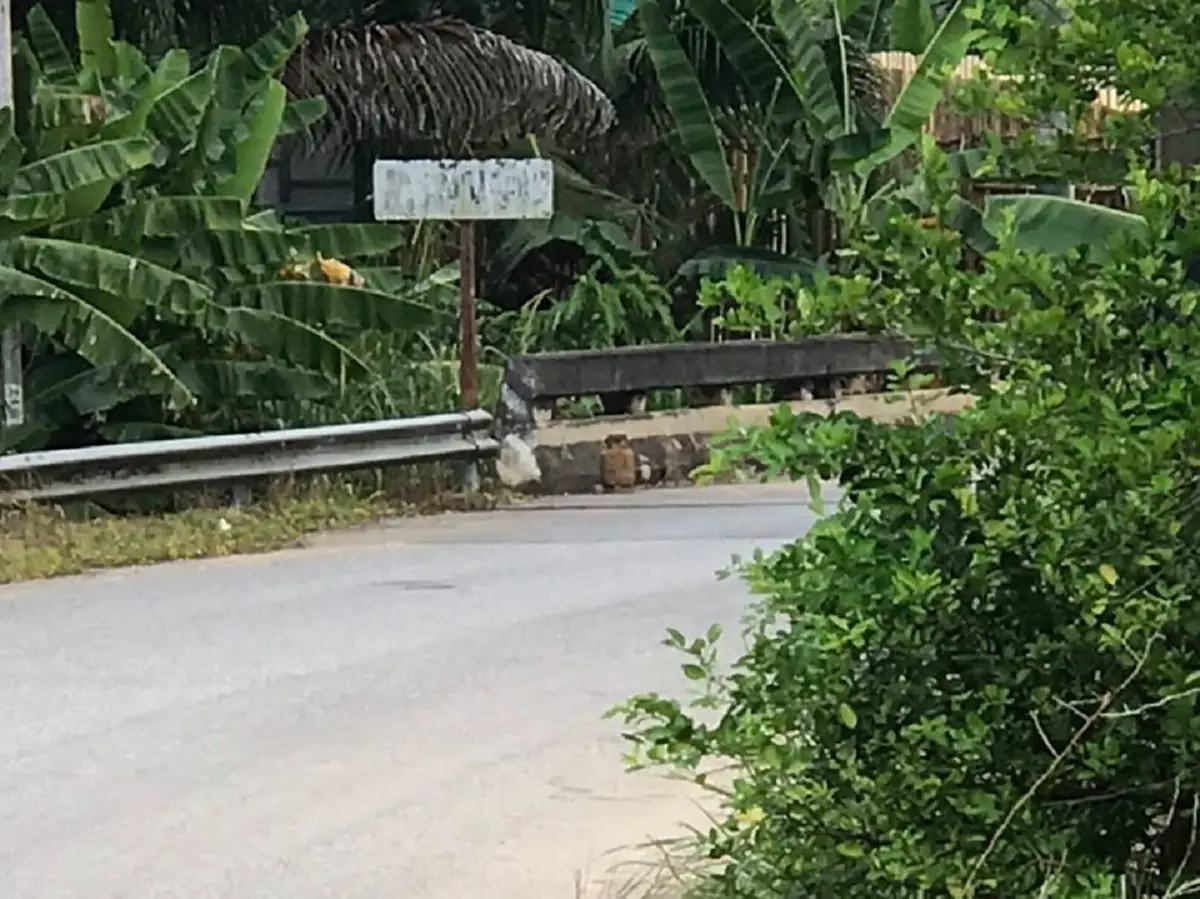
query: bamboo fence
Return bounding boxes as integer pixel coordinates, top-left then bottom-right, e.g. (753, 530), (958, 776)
(872, 52), (1146, 147)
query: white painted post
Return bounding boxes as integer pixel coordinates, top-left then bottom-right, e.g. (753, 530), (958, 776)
(0, 0), (24, 427)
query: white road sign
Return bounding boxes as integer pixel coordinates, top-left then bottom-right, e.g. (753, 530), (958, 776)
(372, 158), (554, 221)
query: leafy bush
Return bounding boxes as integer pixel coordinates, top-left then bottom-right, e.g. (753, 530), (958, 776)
(611, 156), (1200, 897)
(696, 263), (899, 340)
(494, 225), (680, 354)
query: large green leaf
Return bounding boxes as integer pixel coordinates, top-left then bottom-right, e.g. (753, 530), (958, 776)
(217, 282), (435, 335)
(9, 138), (155, 194)
(185, 222), (414, 271)
(242, 14), (309, 81)
(101, 48), (191, 142)
(25, 354), (141, 417)
(20, 355), (138, 420)
(24, 5), (76, 85)
(982, 194), (1149, 260)
(172, 358), (335, 403)
(218, 79), (287, 208)
(29, 84), (106, 132)
(0, 193), (65, 225)
(111, 39), (150, 83)
(184, 229), (303, 270)
(637, 0), (736, 209)
(289, 223), (411, 259)
(849, 0), (891, 48)
(145, 60), (217, 153)
(243, 209), (285, 230)
(0, 268), (193, 409)
(486, 214), (635, 288)
(687, 0), (804, 124)
(854, 0), (974, 176)
(76, 0), (118, 79)
(204, 306), (377, 380)
(172, 47), (251, 193)
(278, 98), (328, 137)
(883, 0), (973, 131)
(55, 197), (248, 247)
(890, 0), (936, 53)
(774, 0), (849, 140)
(676, 245), (821, 280)
(0, 109), (21, 183)
(7, 237), (213, 320)
(357, 263), (460, 298)
(62, 43), (191, 226)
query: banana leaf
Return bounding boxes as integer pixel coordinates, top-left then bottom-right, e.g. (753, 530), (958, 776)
(7, 237), (213, 318)
(675, 245), (822, 280)
(890, 0), (936, 53)
(24, 6), (76, 85)
(279, 98), (327, 137)
(982, 194), (1148, 261)
(636, 0), (736, 209)
(0, 272), (193, 409)
(774, 0), (852, 139)
(217, 281), (436, 335)
(852, 0), (974, 177)
(9, 138), (155, 193)
(203, 306), (377, 380)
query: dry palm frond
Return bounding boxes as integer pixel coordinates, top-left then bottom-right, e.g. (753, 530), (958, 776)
(283, 18), (617, 157)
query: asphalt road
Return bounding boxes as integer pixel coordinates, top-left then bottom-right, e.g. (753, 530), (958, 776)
(0, 483), (816, 899)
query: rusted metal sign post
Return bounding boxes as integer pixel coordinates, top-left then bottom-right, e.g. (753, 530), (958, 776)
(373, 159), (553, 408)
(372, 158), (553, 486)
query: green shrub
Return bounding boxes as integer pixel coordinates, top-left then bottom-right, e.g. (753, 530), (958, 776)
(611, 160), (1200, 897)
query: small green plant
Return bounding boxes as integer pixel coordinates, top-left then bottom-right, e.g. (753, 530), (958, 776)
(514, 260), (679, 353)
(697, 263), (897, 340)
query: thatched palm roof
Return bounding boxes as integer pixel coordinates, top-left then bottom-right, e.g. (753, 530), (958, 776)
(283, 18), (617, 155)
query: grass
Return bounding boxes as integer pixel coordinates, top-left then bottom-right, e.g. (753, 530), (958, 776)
(0, 466), (506, 585)
(571, 828), (721, 899)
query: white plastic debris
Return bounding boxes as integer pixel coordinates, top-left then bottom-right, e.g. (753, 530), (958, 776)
(496, 433), (541, 487)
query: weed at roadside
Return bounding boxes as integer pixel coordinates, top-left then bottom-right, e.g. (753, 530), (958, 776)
(0, 470), (506, 585)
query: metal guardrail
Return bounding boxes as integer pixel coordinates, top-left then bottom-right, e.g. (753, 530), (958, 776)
(0, 410), (497, 505)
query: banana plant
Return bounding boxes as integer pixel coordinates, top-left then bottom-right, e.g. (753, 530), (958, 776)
(1, 1), (448, 451)
(0, 112), (215, 449)
(635, 0), (977, 269)
(890, 136), (1151, 261)
(636, 0), (815, 277)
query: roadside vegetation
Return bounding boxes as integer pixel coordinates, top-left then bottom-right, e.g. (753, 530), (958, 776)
(0, 484), (387, 583)
(609, 0), (1200, 896)
(6, 0), (1200, 894)
(0, 468), (507, 583)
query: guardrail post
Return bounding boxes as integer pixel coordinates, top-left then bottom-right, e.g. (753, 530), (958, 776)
(459, 460), (480, 493)
(457, 222), (480, 495)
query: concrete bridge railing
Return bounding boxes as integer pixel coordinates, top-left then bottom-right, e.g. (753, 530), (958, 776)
(492, 336), (971, 495)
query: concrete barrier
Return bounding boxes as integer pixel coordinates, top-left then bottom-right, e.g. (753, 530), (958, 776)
(513, 389), (975, 495)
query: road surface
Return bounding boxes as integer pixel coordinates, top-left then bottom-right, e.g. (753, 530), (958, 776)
(0, 483), (815, 899)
